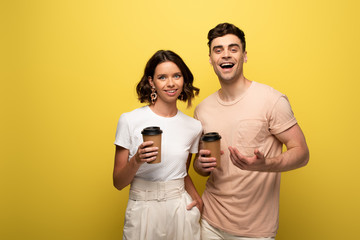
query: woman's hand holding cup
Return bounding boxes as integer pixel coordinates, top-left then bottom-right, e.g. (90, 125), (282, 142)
(135, 141), (159, 164)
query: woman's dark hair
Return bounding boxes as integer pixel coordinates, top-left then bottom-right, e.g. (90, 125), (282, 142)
(207, 23), (246, 52)
(136, 50), (199, 108)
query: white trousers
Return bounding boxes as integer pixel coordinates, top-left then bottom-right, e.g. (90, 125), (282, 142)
(201, 219), (275, 240)
(123, 178), (201, 240)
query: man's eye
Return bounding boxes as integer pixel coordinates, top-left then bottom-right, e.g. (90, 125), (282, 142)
(231, 48), (238, 52)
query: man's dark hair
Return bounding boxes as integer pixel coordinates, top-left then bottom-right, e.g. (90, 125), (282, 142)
(208, 23), (246, 52)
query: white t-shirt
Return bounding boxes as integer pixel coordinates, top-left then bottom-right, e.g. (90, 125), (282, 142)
(114, 106), (202, 181)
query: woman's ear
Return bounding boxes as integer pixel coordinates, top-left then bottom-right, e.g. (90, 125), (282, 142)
(148, 76), (154, 88)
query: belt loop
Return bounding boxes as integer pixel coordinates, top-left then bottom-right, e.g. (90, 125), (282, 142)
(145, 189), (149, 201)
(157, 182), (165, 201)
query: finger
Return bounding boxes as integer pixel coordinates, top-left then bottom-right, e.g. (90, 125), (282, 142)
(144, 156), (158, 163)
(199, 157), (217, 168)
(199, 155), (217, 163)
(231, 147), (243, 158)
(232, 147), (250, 164)
(142, 151), (158, 159)
(203, 167), (216, 172)
(141, 141), (154, 148)
(229, 153), (243, 169)
(199, 149), (211, 156)
(199, 162), (217, 170)
(140, 144), (158, 156)
(229, 148), (250, 169)
(196, 159), (216, 172)
(186, 200), (197, 210)
(228, 147), (240, 162)
(254, 149), (264, 159)
(138, 142), (154, 156)
(228, 146), (234, 156)
(143, 146), (159, 154)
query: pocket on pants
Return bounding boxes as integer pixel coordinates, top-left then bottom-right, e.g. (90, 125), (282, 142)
(184, 191), (200, 220)
(123, 199), (144, 239)
(182, 191), (201, 240)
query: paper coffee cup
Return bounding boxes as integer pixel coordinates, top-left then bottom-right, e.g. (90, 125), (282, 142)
(141, 126), (162, 164)
(201, 132), (222, 168)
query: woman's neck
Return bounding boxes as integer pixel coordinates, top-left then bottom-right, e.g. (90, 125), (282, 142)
(148, 102), (178, 117)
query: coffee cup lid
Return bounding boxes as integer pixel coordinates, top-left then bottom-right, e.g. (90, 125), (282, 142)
(201, 132), (221, 142)
(141, 126), (163, 135)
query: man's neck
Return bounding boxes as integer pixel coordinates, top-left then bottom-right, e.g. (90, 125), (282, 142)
(218, 76), (252, 102)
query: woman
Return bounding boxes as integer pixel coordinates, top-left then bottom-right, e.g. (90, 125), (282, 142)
(113, 50), (203, 240)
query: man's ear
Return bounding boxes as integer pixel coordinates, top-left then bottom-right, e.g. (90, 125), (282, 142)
(244, 51), (248, 63)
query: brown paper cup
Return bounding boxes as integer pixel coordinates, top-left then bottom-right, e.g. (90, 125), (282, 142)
(141, 126), (162, 164)
(201, 132), (222, 168)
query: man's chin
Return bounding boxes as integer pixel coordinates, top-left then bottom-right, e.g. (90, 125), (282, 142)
(219, 75), (236, 83)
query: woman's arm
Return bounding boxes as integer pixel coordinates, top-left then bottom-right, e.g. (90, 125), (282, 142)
(113, 141), (159, 190)
(184, 153), (203, 213)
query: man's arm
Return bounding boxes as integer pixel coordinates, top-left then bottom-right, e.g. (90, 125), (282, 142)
(229, 123), (309, 172)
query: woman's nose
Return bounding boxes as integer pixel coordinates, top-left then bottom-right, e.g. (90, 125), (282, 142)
(167, 78), (175, 86)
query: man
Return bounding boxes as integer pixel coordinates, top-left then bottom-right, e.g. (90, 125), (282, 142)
(194, 23), (309, 239)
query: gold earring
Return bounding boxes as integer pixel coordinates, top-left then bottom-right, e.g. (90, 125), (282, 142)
(150, 87), (157, 104)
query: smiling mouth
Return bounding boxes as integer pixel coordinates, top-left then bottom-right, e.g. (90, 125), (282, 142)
(220, 63), (235, 69)
(165, 90), (177, 93)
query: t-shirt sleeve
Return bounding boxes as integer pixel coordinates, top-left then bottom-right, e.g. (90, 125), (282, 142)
(269, 95), (297, 135)
(189, 121), (202, 154)
(114, 113), (131, 149)
(193, 107), (199, 120)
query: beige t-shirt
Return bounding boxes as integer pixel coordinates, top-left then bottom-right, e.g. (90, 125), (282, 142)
(194, 81), (297, 237)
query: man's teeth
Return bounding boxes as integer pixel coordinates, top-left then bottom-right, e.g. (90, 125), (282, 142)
(220, 63), (234, 68)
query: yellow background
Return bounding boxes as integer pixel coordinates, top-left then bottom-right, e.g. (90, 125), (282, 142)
(1, 0), (359, 239)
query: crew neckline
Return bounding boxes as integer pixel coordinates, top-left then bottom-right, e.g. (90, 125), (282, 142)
(216, 81), (256, 106)
(146, 105), (180, 119)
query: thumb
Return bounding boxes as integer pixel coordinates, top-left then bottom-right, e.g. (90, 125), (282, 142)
(186, 200), (197, 210)
(254, 149), (263, 158)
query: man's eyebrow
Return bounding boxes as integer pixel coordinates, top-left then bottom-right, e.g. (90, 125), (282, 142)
(212, 43), (240, 51)
(228, 43), (240, 48)
(212, 45), (223, 50)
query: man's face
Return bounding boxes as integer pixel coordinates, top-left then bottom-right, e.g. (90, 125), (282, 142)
(209, 34), (247, 83)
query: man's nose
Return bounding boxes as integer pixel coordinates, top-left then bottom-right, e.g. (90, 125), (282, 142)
(223, 49), (230, 58)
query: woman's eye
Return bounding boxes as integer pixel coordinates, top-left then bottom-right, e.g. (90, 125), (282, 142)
(174, 74), (181, 79)
(158, 76), (166, 80)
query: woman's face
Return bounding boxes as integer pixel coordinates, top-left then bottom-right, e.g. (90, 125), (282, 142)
(149, 61), (184, 105)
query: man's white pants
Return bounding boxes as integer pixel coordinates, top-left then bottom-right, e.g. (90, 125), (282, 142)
(201, 219), (275, 240)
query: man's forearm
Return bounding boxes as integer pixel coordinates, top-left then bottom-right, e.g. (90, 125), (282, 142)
(267, 144), (309, 172)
